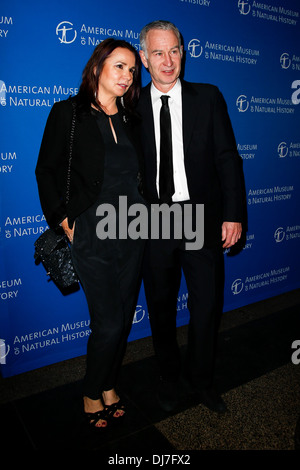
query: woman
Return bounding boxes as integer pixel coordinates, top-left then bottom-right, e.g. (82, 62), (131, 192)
(35, 39), (145, 429)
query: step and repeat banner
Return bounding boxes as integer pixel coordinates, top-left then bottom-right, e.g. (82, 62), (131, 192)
(1, 0), (299, 377)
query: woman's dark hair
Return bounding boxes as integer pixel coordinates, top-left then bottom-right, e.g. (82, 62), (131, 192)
(78, 38), (141, 113)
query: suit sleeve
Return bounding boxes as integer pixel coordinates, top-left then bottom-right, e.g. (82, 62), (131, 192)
(35, 101), (72, 228)
(212, 88), (245, 222)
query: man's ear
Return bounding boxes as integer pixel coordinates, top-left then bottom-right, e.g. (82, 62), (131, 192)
(139, 50), (148, 69)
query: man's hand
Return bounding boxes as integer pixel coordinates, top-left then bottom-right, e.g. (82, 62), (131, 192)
(222, 221), (242, 248)
(61, 218), (75, 243)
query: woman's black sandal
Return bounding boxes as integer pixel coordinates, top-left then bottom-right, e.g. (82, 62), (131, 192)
(84, 409), (108, 429)
(105, 400), (126, 419)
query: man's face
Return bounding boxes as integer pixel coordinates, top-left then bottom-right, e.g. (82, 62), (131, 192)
(140, 29), (182, 92)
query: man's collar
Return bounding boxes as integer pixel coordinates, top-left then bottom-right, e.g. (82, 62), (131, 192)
(150, 79), (181, 103)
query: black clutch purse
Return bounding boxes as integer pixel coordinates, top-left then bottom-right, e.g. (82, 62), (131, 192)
(34, 99), (79, 290)
(34, 227), (79, 289)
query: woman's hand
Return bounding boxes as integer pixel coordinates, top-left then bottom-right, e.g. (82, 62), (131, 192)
(61, 218), (75, 243)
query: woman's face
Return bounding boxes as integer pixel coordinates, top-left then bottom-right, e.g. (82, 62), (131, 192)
(97, 47), (136, 102)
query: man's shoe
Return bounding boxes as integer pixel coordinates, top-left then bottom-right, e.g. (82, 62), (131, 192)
(156, 378), (179, 412)
(199, 388), (227, 413)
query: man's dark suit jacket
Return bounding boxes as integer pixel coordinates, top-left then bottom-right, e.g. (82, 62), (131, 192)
(35, 97), (143, 230)
(137, 80), (244, 247)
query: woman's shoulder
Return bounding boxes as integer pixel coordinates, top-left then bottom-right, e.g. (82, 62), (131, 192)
(53, 96), (75, 111)
(47, 96), (78, 123)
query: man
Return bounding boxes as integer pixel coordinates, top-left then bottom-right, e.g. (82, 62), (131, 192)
(138, 21), (244, 413)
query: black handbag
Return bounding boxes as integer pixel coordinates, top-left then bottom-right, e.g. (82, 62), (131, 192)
(34, 99), (79, 290)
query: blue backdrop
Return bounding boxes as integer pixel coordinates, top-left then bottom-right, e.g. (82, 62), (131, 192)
(1, 0), (299, 377)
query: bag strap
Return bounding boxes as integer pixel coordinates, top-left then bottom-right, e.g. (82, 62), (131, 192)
(65, 99), (76, 205)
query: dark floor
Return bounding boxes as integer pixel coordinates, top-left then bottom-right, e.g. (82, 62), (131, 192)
(1, 289), (300, 457)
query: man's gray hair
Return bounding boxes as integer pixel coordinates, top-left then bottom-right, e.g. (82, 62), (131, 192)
(140, 20), (182, 57)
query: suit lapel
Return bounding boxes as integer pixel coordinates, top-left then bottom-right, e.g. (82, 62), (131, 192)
(140, 83), (156, 154)
(182, 80), (199, 155)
